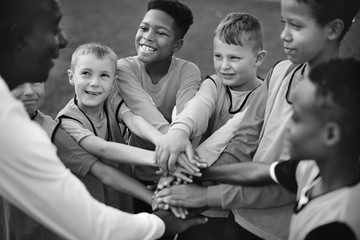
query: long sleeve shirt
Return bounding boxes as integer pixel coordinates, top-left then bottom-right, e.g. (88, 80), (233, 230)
(0, 76), (165, 240)
(207, 60), (305, 239)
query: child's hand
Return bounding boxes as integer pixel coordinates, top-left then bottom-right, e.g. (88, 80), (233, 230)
(154, 183), (208, 208)
(170, 206), (188, 219)
(155, 129), (194, 173)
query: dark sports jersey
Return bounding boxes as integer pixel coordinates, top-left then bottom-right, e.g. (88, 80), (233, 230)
(272, 160), (360, 240)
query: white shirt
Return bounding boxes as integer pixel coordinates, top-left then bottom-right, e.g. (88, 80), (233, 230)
(0, 76), (165, 240)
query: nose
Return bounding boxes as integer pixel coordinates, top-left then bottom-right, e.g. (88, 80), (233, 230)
(280, 25), (291, 42)
(143, 30), (154, 41)
(23, 83), (35, 96)
(58, 30), (68, 49)
(220, 59), (230, 70)
(89, 77), (99, 87)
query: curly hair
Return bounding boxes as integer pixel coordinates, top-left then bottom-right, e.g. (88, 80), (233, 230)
(147, 0), (194, 39)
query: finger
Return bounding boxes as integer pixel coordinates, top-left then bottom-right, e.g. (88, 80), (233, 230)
(156, 197), (187, 208)
(180, 217), (208, 232)
(158, 175), (175, 189)
(178, 153), (198, 173)
(170, 206), (181, 218)
(158, 150), (170, 173)
(167, 153), (179, 173)
(172, 171), (192, 183)
(185, 144), (195, 164)
(177, 206), (188, 219)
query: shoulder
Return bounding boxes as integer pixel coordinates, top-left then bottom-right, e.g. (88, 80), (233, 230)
(117, 56), (142, 70)
(172, 56), (200, 73)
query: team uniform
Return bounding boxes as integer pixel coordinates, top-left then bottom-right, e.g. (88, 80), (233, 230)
(206, 60), (307, 239)
(116, 56), (201, 182)
(170, 74), (260, 240)
(271, 160), (360, 240)
(57, 89), (133, 212)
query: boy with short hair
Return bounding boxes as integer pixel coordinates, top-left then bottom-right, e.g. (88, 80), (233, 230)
(155, 12), (266, 240)
(115, 0), (201, 213)
(4, 77), (158, 239)
(57, 42), (167, 212)
(199, 58), (360, 240)
(154, 0), (360, 239)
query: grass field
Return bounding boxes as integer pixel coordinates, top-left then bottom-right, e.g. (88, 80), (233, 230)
(42, 0), (360, 118)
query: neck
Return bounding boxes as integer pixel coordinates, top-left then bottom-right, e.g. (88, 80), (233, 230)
(307, 42), (340, 70)
(144, 57), (172, 85)
(316, 153), (360, 194)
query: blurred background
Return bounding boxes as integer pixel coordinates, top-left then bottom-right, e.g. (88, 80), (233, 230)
(42, 0), (360, 118)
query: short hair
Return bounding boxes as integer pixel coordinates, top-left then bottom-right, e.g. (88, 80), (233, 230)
(295, 0), (360, 40)
(146, 0), (194, 39)
(70, 42), (118, 72)
(214, 12), (263, 52)
(309, 58), (360, 154)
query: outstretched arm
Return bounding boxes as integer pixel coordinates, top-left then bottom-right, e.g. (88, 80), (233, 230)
(156, 77), (218, 172)
(79, 135), (157, 166)
(121, 110), (163, 145)
(201, 162), (274, 186)
(90, 161), (153, 205)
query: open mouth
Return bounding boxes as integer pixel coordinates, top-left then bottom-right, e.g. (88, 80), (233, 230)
(221, 73), (235, 79)
(140, 44), (156, 52)
(85, 91), (101, 96)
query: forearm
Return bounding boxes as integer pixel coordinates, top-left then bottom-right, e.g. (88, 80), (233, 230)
(102, 142), (157, 166)
(127, 115), (163, 145)
(201, 162), (273, 186)
(91, 162), (153, 205)
(80, 137), (157, 166)
(207, 183), (295, 210)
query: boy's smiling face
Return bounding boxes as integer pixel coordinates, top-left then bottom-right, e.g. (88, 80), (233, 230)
(135, 9), (181, 64)
(280, 0), (329, 66)
(213, 36), (259, 91)
(11, 82), (45, 117)
(68, 54), (115, 116)
(286, 78), (326, 161)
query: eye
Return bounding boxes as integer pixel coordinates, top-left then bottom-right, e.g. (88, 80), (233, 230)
(214, 54), (222, 60)
(81, 71), (90, 77)
(157, 31), (168, 36)
(101, 73), (111, 78)
(230, 56), (241, 61)
(139, 25), (148, 32)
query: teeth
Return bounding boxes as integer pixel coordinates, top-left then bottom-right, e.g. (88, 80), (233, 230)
(86, 91), (101, 96)
(141, 45), (156, 52)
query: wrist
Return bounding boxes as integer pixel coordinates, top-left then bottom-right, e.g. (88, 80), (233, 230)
(170, 123), (191, 137)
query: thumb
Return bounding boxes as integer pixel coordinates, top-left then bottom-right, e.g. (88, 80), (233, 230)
(180, 217), (208, 232)
(185, 144), (195, 164)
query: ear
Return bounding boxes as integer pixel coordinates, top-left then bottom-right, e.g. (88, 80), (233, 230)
(172, 39), (184, 54)
(254, 50), (267, 67)
(323, 122), (341, 146)
(9, 24), (29, 52)
(68, 69), (74, 85)
(326, 19), (344, 41)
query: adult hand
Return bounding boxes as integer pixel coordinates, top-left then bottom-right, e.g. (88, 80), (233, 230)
(155, 129), (194, 173)
(153, 209), (207, 237)
(155, 183), (208, 208)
